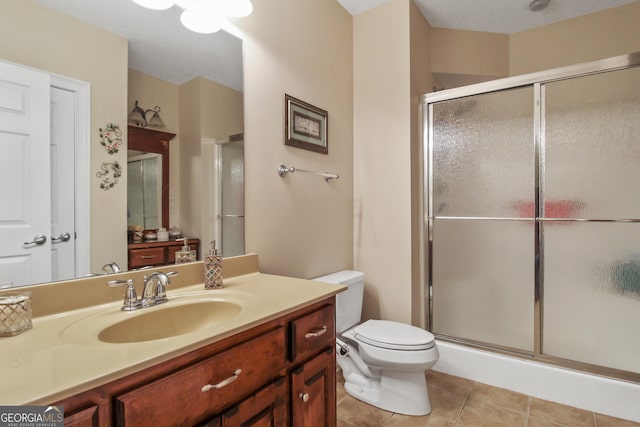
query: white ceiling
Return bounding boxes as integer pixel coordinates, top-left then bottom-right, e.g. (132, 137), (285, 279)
(30, 0), (639, 91)
(338, 0), (640, 34)
(33, 0), (243, 90)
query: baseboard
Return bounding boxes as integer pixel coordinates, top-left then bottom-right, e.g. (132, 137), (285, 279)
(433, 340), (640, 423)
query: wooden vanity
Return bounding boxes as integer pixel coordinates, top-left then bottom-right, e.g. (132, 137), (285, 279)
(58, 298), (336, 426)
(127, 238), (201, 269)
(0, 254), (343, 427)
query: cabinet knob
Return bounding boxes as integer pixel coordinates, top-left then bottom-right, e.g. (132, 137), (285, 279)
(299, 392), (310, 403)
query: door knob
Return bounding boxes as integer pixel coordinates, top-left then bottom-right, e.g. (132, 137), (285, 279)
(24, 234), (47, 246)
(299, 392), (310, 403)
(52, 232), (72, 243)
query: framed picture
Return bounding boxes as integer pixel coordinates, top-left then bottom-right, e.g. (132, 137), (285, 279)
(285, 94), (328, 154)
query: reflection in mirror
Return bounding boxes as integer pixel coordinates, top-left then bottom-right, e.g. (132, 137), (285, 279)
(0, 0), (244, 289)
(128, 152), (162, 230)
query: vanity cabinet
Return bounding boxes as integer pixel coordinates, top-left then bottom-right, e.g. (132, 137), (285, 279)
(51, 298), (336, 427)
(127, 239), (200, 269)
(289, 303), (336, 426)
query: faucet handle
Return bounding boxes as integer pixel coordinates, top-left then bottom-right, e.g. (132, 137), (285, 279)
(154, 271), (178, 303)
(108, 279), (142, 311)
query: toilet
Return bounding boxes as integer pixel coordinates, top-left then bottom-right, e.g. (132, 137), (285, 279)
(314, 270), (439, 416)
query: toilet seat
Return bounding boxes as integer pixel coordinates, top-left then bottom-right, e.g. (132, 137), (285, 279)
(352, 319), (435, 351)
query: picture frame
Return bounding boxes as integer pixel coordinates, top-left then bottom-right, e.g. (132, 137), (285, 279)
(284, 94), (328, 154)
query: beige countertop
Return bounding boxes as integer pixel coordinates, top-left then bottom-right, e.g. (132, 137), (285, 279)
(0, 254), (345, 405)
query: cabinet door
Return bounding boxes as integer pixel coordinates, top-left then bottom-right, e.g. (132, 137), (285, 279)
(291, 348), (336, 427)
(221, 378), (286, 426)
(63, 405), (98, 427)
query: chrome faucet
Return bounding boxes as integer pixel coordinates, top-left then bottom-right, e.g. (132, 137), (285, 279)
(141, 271), (174, 307)
(102, 262), (122, 274)
(108, 271), (178, 311)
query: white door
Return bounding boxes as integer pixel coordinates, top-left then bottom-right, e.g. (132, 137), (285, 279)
(0, 60), (51, 287)
(50, 86), (76, 281)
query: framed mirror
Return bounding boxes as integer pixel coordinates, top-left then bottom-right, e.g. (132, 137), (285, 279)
(0, 0), (244, 288)
(127, 126), (175, 230)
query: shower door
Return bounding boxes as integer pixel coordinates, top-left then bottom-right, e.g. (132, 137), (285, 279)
(218, 136), (244, 257)
(542, 66), (640, 374)
(429, 87), (536, 353)
(425, 52), (640, 379)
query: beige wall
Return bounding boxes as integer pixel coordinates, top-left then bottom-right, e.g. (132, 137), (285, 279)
(409, 0), (432, 326)
(127, 69), (182, 228)
(199, 78), (243, 141)
(0, 0), (128, 274)
(510, 2), (640, 75)
(178, 77), (243, 243)
(178, 78), (202, 242)
(233, 0), (354, 279)
(353, 0), (414, 324)
(431, 28), (509, 80)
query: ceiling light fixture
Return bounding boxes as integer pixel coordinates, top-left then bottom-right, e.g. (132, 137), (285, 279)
(528, 0), (550, 12)
(130, 0), (253, 34)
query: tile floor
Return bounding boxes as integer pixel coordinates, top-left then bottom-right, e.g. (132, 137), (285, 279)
(336, 369), (640, 427)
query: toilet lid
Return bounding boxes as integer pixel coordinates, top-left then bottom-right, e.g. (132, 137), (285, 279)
(353, 320), (435, 351)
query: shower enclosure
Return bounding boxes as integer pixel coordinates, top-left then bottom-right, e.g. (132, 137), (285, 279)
(422, 52), (640, 381)
(216, 134), (245, 257)
(202, 133), (244, 257)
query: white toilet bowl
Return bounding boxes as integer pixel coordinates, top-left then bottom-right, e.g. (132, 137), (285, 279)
(314, 270), (439, 416)
(337, 319), (439, 416)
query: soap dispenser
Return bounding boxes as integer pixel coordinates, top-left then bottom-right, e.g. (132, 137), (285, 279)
(175, 238), (196, 264)
(204, 240), (223, 289)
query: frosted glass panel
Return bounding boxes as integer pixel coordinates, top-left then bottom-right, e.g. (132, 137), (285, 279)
(127, 160), (143, 227)
(543, 222), (640, 374)
(432, 219), (535, 351)
(142, 156), (159, 229)
(220, 140), (244, 257)
(544, 67), (640, 219)
(432, 87), (534, 218)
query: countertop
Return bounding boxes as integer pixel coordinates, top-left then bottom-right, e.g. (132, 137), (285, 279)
(0, 255), (345, 405)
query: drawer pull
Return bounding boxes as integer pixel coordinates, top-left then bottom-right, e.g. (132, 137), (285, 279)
(201, 369), (242, 392)
(140, 255), (157, 259)
(299, 392), (310, 403)
(305, 325), (327, 339)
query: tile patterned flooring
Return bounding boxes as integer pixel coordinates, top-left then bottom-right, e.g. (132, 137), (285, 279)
(336, 369), (640, 427)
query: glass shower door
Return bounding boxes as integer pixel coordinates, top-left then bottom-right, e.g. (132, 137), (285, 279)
(542, 66), (640, 374)
(430, 87), (536, 352)
(218, 137), (244, 257)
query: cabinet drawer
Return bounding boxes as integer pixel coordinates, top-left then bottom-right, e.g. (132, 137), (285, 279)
(290, 304), (335, 362)
(114, 327), (286, 427)
(128, 247), (165, 267)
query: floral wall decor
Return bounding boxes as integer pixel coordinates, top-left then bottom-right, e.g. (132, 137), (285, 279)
(99, 123), (123, 154)
(97, 161), (122, 190)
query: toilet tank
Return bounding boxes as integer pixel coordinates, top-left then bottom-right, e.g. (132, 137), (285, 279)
(313, 270), (364, 333)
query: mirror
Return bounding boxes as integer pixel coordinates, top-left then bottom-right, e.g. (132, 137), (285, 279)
(0, 0), (244, 288)
(127, 126), (175, 231)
